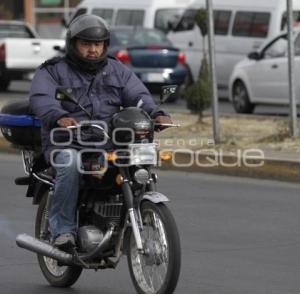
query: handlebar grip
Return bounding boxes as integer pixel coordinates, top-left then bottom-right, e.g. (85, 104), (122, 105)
(154, 123), (181, 128)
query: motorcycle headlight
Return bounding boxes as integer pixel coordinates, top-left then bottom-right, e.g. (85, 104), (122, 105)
(129, 143), (157, 165)
(134, 168), (150, 184)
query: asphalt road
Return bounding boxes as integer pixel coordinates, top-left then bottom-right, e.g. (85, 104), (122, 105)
(1, 154), (300, 293)
(0, 81), (298, 116)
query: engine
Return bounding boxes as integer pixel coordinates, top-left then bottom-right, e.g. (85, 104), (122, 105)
(93, 199), (123, 226)
(78, 196), (124, 252)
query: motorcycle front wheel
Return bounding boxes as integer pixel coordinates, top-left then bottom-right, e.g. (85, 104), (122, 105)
(127, 201), (181, 294)
(35, 190), (82, 287)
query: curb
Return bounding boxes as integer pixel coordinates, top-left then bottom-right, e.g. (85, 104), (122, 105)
(160, 151), (300, 183)
(1, 138), (300, 183)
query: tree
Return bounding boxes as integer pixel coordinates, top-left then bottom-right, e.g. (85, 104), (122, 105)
(184, 8), (211, 122)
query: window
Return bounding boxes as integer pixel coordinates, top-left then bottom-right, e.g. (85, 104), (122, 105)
(214, 10), (231, 35)
(0, 24), (35, 38)
(173, 9), (231, 35)
(294, 34), (300, 55)
(264, 36), (287, 58)
(281, 11), (300, 30)
(91, 9), (114, 25)
(111, 29), (171, 46)
(70, 8), (87, 23)
(154, 8), (186, 33)
(174, 9), (197, 32)
(232, 12), (270, 38)
(115, 10), (144, 26)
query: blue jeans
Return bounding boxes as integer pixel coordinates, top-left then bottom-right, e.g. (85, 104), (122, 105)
(49, 149), (80, 238)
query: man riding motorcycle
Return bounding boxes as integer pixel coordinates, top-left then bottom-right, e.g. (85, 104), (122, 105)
(29, 14), (172, 250)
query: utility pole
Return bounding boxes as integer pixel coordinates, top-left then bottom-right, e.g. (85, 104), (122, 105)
(287, 0), (298, 137)
(24, 0), (34, 25)
(64, 0), (70, 24)
(206, 0), (220, 143)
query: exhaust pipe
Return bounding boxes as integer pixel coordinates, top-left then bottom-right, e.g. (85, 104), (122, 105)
(16, 234), (73, 265)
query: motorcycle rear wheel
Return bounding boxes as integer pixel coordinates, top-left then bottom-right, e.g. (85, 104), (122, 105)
(35, 191), (82, 287)
(127, 201), (181, 294)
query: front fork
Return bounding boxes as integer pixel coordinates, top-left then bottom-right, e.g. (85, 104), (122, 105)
(40, 188), (53, 239)
(120, 168), (144, 252)
(119, 167), (145, 252)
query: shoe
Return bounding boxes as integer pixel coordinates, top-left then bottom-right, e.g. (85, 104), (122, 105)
(53, 233), (75, 251)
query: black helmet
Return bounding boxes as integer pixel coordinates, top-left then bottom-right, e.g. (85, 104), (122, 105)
(65, 14), (110, 73)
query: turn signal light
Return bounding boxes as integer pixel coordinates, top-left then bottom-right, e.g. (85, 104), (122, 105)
(115, 174), (123, 185)
(159, 151), (173, 161)
(106, 152), (118, 161)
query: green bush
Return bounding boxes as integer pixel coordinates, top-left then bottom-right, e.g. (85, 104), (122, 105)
(185, 57), (211, 121)
(184, 8), (212, 121)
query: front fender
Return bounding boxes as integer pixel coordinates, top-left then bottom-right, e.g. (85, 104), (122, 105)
(142, 191), (169, 204)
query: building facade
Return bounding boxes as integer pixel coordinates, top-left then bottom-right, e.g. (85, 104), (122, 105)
(1, 0), (81, 38)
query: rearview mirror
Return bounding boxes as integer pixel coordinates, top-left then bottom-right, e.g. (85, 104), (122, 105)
(55, 87), (78, 104)
(247, 51), (261, 60)
(53, 45), (65, 54)
(160, 85), (177, 104)
(55, 87), (92, 118)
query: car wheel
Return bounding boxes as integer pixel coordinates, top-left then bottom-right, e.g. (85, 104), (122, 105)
(232, 81), (255, 114)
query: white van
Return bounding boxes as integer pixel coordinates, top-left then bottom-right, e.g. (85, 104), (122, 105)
(169, 0), (300, 97)
(70, 0), (300, 97)
(69, 0), (195, 29)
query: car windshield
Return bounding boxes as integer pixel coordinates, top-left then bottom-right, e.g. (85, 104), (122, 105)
(155, 8), (186, 33)
(110, 29), (171, 47)
(0, 24), (34, 38)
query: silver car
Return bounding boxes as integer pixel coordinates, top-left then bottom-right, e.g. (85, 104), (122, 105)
(229, 28), (300, 113)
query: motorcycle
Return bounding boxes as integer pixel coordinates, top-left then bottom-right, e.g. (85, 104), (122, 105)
(0, 85), (181, 294)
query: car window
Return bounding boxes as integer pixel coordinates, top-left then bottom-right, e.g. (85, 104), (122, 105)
(281, 11), (300, 30)
(115, 10), (144, 26)
(91, 9), (114, 25)
(0, 24), (35, 38)
(264, 36), (288, 58)
(174, 9), (197, 31)
(173, 8), (231, 35)
(232, 11), (270, 38)
(294, 34), (300, 55)
(69, 8), (87, 23)
(111, 29), (171, 47)
(214, 10), (231, 35)
(155, 8), (185, 33)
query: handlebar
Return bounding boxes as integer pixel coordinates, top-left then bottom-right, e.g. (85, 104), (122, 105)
(67, 123), (110, 138)
(154, 123), (181, 128)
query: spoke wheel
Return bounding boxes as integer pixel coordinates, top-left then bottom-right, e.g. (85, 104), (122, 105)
(35, 191), (82, 287)
(127, 201), (181, 294)
(232, 81), (255, 114)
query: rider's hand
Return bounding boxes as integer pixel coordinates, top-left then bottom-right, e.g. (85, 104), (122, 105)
(155, 115), (173, 132)
(57, 117), (78, 128)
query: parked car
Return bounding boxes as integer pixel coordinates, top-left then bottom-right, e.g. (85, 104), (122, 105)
(109, 27), (189, 101)
(229, 28), (300, 113)
(0, 20), (64, 91)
